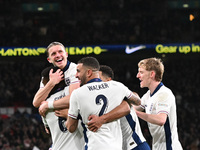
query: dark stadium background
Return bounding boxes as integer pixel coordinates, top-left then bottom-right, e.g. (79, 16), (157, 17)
(0, 0), (200, 149)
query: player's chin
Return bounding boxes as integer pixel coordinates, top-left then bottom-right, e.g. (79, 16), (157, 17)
(55, 62), (64, 68)
(80, 81), (84, 86)
(140, 82), (144, 88)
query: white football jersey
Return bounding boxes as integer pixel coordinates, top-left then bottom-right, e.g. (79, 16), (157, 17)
(39, 61), (79, 89)
(41, 62), (84, 150)
(45, 88), (84, 150)
(68, 79), (133, 150)
(140, 83), (183, 150)
(120, 107), (147, 150)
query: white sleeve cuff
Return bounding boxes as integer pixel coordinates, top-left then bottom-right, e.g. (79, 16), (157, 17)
(48, 101), (54, 109)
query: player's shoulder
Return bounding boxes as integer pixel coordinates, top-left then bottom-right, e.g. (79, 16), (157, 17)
(69, 62), (77, 67)
(68, 62), (77, 70)
(64, 62), (77, 76)
(159, 85), (173, 95)
(108, 80), (126, 87)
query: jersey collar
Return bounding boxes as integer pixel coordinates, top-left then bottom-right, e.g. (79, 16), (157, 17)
(62, 60), (71, 72)
(87, 78), (102, 83)
(150, 82), (163, 97)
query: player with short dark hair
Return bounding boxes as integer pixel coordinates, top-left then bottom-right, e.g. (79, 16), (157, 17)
(66, 57), (141, 150)
(99, 65), (114, 81)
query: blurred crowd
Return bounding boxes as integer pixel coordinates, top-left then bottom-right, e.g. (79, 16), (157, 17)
(0, 109), (51, 150)
(0, 0), (200, 47)
(0, 61), (46, 107)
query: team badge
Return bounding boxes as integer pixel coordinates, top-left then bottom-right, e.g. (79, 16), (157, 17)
(65, 77), (71, 86)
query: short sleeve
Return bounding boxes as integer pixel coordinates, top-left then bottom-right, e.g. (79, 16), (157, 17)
(140, 94), (147, 110)
(115, 81), (133, 99)
(155, 92), (171, 115)
(68, 90), (79, 119)
(65, 64), (79, 85)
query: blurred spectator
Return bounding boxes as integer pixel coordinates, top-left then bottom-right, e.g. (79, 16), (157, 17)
(0, 0), (199, 46)
(0, 109), (51, 150)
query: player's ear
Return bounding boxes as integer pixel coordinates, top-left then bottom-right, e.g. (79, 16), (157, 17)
(107, 77), (112, 81)
(150, 71), (155, 79)
(47, 57), (52, 63)
(87, 69), (93, 77)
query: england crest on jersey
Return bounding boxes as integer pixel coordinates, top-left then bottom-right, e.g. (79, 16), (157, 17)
(65, 77), (71, 86)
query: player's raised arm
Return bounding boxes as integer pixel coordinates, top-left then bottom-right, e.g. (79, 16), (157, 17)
(33, 68), (63, 108)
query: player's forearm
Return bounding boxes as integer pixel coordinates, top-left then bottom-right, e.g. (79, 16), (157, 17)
(127, 93), (141, 106)
(133, 105), (144, 112)
(100, 101), (130, 123)
(53, 83), (79, 109)
(53, 95), (70, 109)
(136, 111), (167, 126)
(33, 82), (55, 107)
(49, 83), (79, 109)
(66, 116), (78, 133)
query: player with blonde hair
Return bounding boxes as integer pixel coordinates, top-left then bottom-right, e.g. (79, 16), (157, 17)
(135, 57), (183, 150)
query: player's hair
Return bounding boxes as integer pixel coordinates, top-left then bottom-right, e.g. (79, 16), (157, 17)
(46, 42), (65, 56)
(138, 57), (164, 82)
(41, 66), (65, 96)
(100, 65), (114, 79)
(78, 57), (100, 71)
(41, 66), (59, 78)
(41, 66), (59, 85)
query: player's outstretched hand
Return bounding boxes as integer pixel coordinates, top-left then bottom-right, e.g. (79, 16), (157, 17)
(88, 115), (103, 132)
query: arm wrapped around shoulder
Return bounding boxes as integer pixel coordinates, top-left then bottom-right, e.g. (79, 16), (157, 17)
(125, 92), (141, 106)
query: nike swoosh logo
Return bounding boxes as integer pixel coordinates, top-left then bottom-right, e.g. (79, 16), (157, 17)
(125, 45), (146, 54)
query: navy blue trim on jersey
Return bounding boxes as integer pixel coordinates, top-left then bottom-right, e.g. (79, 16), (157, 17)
(150, 82), (163, 97)
(125, 114), (143, 145)
(47, 61), (71, 97)
(62, 60), (71, 72)
(78, 115), (88, 150)
(131, 141), (151, 150)
(164, 117), (172, 150)
(87, 78), (102, 83)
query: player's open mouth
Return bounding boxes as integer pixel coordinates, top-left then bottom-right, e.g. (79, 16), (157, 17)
(140, 80), (143, 84)
(56, 58), (63, 62)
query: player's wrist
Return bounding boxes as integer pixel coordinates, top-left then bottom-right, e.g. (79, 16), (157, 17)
(47, 80), (56, 87)
(100, 115), (107, 124)
(48, 101), (54, 109)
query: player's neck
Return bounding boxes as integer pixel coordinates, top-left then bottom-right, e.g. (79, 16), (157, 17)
(149, 81), (161, 95)
(87, 73), (100, 82)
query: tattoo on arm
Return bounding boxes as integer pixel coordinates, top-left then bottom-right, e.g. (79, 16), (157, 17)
(127, 94), (141, 106)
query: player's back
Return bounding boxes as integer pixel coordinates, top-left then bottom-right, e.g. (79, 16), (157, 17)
(76, 80), (131, 124)
(70, 80), (132, 150)
(45, 87), (84, 150)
